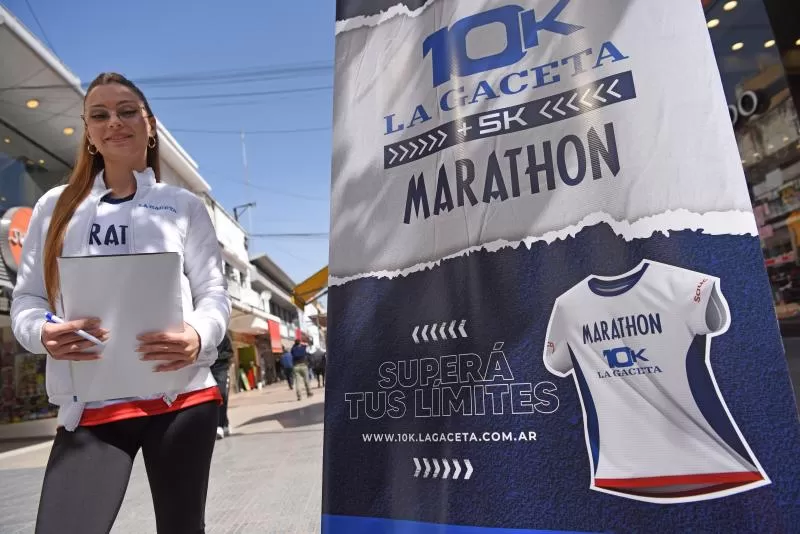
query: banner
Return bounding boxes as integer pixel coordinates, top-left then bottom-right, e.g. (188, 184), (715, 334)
(324, 1), (800, 532)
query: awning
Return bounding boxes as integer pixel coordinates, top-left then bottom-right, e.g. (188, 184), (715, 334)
(293, 266), (328, 307)
(229, 312), (268, 335)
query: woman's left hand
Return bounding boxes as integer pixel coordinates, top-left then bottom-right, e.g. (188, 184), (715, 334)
(137, 323), (201, 372)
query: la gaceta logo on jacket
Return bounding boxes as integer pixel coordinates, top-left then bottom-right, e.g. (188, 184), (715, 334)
(138, 202), (177, 214)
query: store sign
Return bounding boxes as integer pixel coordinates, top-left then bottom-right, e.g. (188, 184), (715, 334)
(325, 1), (800, 532)
(268, 320), (283, 353)
(729, 90), (767, 127)
(0, 207), (32, 273)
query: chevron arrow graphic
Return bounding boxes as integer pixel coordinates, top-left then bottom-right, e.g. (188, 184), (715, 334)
(428, 134), (438, 148)
(389, 147), (399, 164)
(437, 130), (447, 148)
(442, 459), (451, 479)
(439, 322), (447, 340)
(413, 458), (421, 477)
(464, 460), (474, 480)
(423, 458), (431, 478)
(566, 93), (579, 111)
(452, 459), (462, 480)
(607, 78), (621, 98)
(399, 145), (410, 161)
(580, 88), (594, 108)
(409, 141), (419, 158)
(419, 137), (428, 152)
(449, 320), (457, 338)
(430, 324), (438, 342)
(593, 83), (607, 103)
(458, 320), (467, 338)
(421, 325), (429, 342)
(553, 96), (566, 116)
(433, 458), (441, 478)
(412, 326), (420, 344)
(539, 100), (553, 119)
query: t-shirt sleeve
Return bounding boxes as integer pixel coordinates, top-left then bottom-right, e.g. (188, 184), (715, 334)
(690, 275), (730, 336)
(544, 301), (573, 376)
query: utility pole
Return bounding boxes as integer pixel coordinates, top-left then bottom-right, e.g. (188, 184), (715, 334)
(241, 130), (253, 235)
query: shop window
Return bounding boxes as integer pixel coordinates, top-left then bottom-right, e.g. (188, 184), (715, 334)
(705, 0), (800, 319)
(0, 326), (56, 424)
(0, 126), (71, 211)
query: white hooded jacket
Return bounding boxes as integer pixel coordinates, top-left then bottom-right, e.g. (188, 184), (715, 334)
(11, 168), (231, 431)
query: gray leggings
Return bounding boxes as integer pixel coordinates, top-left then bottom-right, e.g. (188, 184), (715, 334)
(35, 401), (218, 534)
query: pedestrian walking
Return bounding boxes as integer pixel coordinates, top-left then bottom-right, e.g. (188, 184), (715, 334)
(291, 340), (313, 400)
(11, 72), (231, 534)
(280, 349), (294, 390)
(211, 333), (234, 439)
(309, 349), (326, 388)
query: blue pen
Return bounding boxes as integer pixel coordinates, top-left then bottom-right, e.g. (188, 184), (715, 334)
(45, 312), (105, 346)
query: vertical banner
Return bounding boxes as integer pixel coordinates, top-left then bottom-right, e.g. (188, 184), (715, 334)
(324, 1), (800, 532)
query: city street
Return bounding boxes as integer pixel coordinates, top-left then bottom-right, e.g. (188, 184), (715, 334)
(0, 382), (326, 534)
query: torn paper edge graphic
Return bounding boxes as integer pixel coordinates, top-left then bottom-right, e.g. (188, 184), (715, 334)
(335, 0), (437, 35)
(329, 209), (758, 286)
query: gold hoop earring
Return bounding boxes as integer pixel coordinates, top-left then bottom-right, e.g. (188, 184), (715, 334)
(87, 143), (98, 155)
(148, 136), (157, 149)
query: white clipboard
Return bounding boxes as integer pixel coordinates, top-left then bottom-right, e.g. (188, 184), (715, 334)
(58, 252), (192, 402)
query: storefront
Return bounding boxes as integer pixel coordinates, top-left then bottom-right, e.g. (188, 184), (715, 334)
(704, 0), (800, 325)
(0, 202), (54, 424)
(228, 310), (270, 392)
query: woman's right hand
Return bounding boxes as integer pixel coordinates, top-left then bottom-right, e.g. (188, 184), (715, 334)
(41, 318), (109, 360)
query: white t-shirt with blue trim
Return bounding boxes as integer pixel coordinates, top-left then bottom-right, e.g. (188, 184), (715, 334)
(544, 260), (768, 502)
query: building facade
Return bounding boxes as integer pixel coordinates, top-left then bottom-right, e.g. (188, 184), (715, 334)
(250, 253), (306, 386)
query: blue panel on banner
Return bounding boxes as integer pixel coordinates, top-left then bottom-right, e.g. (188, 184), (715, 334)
(322, 515), (592, 534)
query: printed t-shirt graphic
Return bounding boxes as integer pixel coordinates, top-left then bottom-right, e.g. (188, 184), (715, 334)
(543, 260), (769, 502)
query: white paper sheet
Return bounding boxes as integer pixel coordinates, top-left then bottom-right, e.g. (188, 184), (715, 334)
(58, 252), (192, 402)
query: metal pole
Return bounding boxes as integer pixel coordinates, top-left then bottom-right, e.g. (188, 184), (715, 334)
(241, 130), (253, 234)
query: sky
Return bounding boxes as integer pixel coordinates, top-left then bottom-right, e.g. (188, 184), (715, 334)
(2, 0), (335, 285)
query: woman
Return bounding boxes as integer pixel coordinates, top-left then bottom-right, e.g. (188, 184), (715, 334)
(11, 73), (231, 533)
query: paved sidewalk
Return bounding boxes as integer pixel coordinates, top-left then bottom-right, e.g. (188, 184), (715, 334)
(0, 382), (326, 533)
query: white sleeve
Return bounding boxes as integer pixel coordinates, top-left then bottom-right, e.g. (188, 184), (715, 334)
(691, 276), (729, 336)
(543, 301), (573, 376)
(182, 195), (231, 366)
(10, 198), (50, 355)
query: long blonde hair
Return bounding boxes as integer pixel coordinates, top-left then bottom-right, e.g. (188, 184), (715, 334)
(43, 73), (161, 309)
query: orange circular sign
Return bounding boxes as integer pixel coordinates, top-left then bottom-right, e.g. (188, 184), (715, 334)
(0, 207), (33, 273)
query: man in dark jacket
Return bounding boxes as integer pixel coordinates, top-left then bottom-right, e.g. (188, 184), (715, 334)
(280, 350), (294, 389)
(211, 334), (234, 439)
(291, 340), (313, 401)
(309, 349), (326, 388)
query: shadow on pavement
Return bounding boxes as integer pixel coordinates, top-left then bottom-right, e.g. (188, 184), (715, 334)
(240, 401), (325, 429)
(0, 438), (50, 455)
